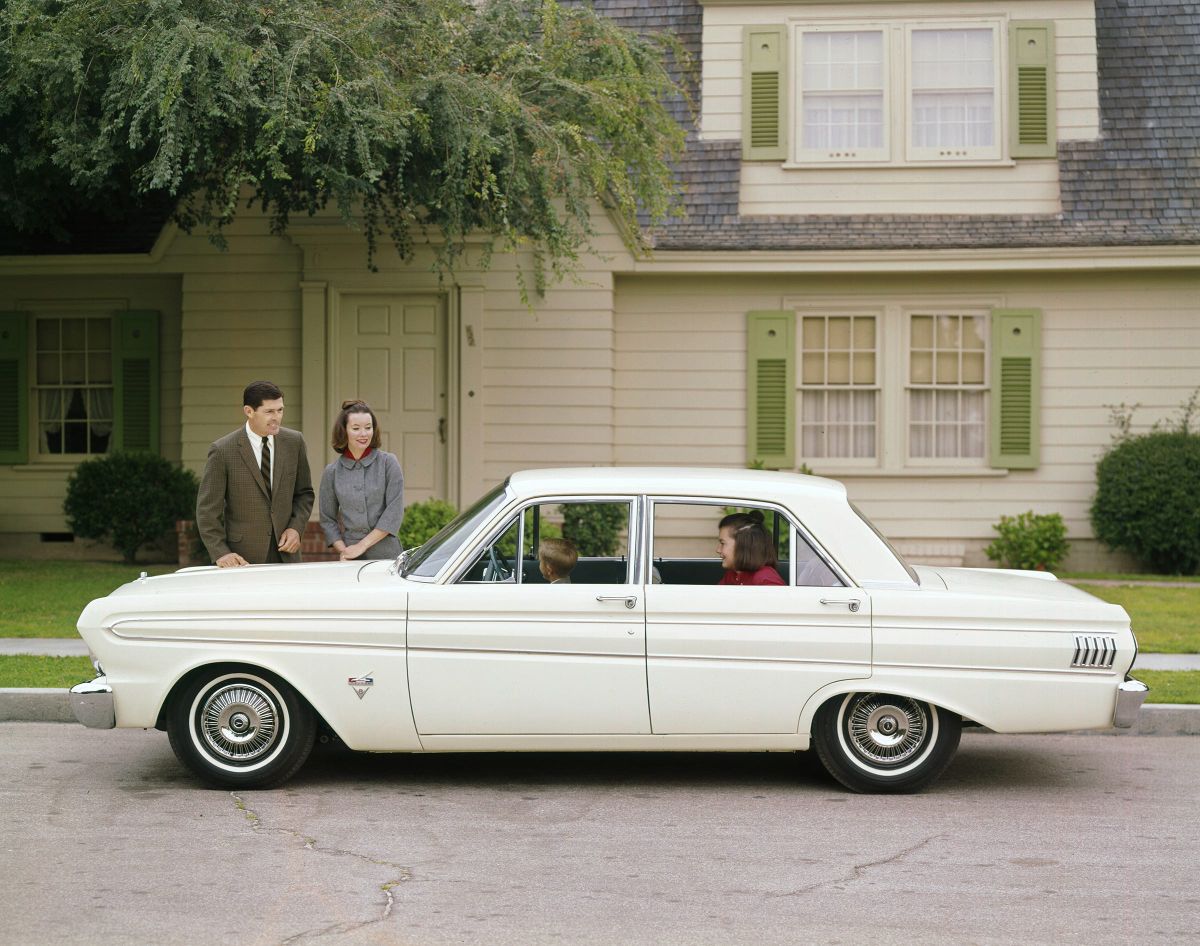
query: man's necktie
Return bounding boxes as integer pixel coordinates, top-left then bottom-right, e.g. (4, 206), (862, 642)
(260, 436), (272, 500)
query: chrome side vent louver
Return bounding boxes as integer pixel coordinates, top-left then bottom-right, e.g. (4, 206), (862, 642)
(1072, 635), (1117, 669)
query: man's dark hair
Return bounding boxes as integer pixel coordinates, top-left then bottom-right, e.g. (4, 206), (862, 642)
(243, 381), (284, 409)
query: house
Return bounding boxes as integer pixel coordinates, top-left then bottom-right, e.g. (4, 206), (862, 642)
(1, 0), (1197, 568)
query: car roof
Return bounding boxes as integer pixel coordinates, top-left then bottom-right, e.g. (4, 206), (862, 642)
(506, 466), (848, 504)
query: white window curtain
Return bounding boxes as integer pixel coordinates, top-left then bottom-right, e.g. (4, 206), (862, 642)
(910, 29), (995, 149)
(801, 31), (885, 150)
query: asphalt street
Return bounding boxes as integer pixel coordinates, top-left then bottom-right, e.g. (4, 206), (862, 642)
(1, 724), (1197, 946)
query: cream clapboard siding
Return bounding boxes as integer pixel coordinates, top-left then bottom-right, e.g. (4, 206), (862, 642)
(701, 0), (1098, 216)
(165, 221), (305, 472)
(614, 271), (1200, 567)
(474, 224), (632, 488)
(0, 275), (182, 538)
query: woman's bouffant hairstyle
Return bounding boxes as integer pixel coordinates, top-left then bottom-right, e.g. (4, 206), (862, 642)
(719, 509), (777, 572)
(331, 399), (382, 452)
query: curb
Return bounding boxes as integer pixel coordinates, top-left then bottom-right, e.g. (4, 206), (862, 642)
(1, 688), (1197, 733)
(0, 688), (76, 723)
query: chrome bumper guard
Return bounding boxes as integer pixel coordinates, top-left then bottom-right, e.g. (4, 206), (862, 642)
(1113, 677), (1149, 729)
(69, 676), (116, 729)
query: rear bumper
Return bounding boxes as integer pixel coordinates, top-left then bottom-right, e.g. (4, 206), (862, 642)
(1113, 677), (1149, 729)
(69, 676), (115, 729)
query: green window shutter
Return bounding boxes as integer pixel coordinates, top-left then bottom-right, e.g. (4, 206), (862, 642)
(747, 311), (795, 468)
(990, 309), (1041, 469)
(112, 311), (160, 453)
(1009, 21), (1056, 158)
(0, 312), (30, 465)
(743, 26), (787, 161)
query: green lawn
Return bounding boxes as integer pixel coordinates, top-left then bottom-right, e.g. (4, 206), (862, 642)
(1133, 671), (1200, 705)
(1073, 584), (1200, 653)
(0, 561), (177, 637)
(1061, 571), (1200, 583)
(0, 655), (94, 688)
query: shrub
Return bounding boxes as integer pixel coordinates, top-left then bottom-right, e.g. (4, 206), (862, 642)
(398, 499), (458, 549)
(64, 452), (199, 563)
(1091, 431), (1200, 574)
(560, 502), (626, 556)
(984, 511), (1070, 572)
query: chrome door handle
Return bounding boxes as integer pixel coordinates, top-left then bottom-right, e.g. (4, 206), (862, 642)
(820, 597), (862, 613)
(596, 595), (638, 610)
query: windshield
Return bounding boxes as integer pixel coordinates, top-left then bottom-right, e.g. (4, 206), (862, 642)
(402, 482), (511, 579)
(849, 501), (920, 585)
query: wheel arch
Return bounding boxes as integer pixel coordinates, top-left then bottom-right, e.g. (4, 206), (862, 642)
(154, 660), (336, 740)
(797, 678), (976, 735)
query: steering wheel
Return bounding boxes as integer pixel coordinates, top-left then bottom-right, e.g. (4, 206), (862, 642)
(482, 545), (513, 582)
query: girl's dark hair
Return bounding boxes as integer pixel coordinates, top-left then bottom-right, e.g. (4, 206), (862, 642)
(719, 509), (777, 571)
(331, 399), (382, 452)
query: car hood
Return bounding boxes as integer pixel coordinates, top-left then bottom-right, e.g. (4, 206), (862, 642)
(104, 560), (381, 598)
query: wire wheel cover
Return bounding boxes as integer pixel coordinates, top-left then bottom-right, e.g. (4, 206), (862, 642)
(843, 695), (929, 767)
(198, 683), (280, 764)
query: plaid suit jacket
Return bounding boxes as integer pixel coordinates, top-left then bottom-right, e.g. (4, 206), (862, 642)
(196, 426), (315, 564)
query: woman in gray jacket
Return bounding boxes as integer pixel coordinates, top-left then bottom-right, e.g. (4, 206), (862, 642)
(319, 400), (404, 560)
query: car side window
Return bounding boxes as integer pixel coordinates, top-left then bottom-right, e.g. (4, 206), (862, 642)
(792, 530), (843, 587)
(521, 501), (632, 585)
(458, 514), (520, 582)
(458, 501), (633, 584)
(650, 502), (791, 586)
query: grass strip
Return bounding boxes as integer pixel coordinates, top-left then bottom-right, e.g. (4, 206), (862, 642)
(0, 655), (94, 689)
(0, 561), (176, 637)
(1133, 670), (1200, 705)
(1061, 572), (1200, 583)
(1073, 584), (1200, 653)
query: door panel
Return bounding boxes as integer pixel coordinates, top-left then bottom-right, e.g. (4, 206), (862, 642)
(645, 585), (871, 733)
(338, 294), (447, 502)
(407, 584), (650, 735)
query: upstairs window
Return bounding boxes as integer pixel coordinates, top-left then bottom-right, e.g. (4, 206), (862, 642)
(799, 30), (887, 161)
(794, 22), (1000, 164)
(908, 27), (998, 161)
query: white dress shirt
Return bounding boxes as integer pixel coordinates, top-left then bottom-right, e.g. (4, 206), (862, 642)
(245, 422), (274, 488)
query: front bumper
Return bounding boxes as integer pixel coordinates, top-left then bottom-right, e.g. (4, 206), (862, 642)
(1113, 677), (1149, 729)
(69, 676), (116, 729)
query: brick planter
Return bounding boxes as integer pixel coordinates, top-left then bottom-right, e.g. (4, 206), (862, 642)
(176, 521), (339, 566)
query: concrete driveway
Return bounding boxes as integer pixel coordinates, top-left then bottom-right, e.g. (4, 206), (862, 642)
(1, 723), (1196, 946)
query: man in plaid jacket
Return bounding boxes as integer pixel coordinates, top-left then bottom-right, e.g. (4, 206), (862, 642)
(196, 380), (315, 566)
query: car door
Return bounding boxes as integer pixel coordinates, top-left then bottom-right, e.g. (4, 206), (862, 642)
(644, 500), (871, 734)
(406, 498), (650, 736)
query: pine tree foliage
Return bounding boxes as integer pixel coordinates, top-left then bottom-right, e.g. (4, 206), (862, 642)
(0, 0), (686, 286)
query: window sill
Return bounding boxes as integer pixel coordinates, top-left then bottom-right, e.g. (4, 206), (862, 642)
(780, 158), (1016, 171)
(8, 462), (86, 473)
(799, 466), (1009, 478)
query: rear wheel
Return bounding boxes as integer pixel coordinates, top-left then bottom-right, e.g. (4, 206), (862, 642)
(812, 692), (961, 794)
(167, 667), (315, 789)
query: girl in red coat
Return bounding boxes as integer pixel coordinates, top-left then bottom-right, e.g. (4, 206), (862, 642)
(715, 510), (785, 586)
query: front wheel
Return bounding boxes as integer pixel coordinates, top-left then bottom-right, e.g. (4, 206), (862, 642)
(167, 667), (315, 789)
(811, 692), (961, 794)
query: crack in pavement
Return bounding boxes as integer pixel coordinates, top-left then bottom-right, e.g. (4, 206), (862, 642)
(229, 792), (412, 943)
(767, 833), (945, 898)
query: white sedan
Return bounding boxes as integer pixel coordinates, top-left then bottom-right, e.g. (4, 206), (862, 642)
(70, 467), (1148, 793)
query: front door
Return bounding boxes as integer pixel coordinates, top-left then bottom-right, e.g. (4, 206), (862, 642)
(406, 498), (650, 736)
(337, 294), (447, 502)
